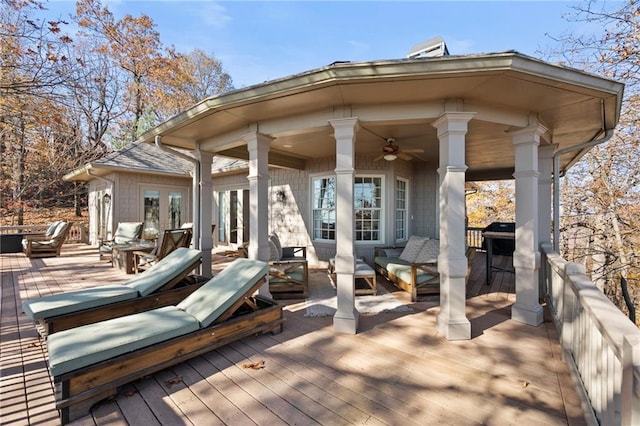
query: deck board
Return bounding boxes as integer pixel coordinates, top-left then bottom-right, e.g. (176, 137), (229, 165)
(0, 244), (586, 425)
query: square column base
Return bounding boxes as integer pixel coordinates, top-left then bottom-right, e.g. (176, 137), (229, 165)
(436, 315), (471, 340)
(511, 302), (543, 326)
(333, 309), (359, 334)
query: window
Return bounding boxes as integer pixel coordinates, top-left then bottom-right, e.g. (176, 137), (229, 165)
(312, 177), (336, 240)
(355, 176), (382, 241)
(311, 175), (384, 242)
(218, 192), (227, 243)
(143, 190), (160, 239)
(168, 192), (183, 229)
(396, 178), (408, 241)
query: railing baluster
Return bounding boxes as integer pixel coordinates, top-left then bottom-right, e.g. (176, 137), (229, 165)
(541, 243), (640, 425)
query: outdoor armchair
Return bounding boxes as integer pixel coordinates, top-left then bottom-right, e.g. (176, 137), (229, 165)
(98, 222), (144, 260)
(22, 221), (72, 258)
(267, 232), (308, 299)
(134, 228), (192, 273)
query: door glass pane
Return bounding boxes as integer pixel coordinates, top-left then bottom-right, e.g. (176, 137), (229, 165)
(218, 192), (226, 243)
(230, 191), (238, 244)
(168, 192), (183, 229)
(143, 190), (160, 240)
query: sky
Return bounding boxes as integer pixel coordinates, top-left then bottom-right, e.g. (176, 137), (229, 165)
(41, 0), (605, 89)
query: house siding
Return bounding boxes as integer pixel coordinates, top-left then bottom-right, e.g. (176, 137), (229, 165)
(211, 155), (439, 267)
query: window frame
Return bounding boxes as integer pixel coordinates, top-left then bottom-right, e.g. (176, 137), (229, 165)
(395, 177), (409, 244)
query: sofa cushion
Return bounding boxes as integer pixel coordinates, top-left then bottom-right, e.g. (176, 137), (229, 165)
(268, 233), (283, 260)
(398, 235), (429, 263)
(125, 247), (201, 296)
(383, 248), (403, 258)
(113, 222), (143, 244)
(414, 239), (439, 264)
(374, 257), (437, 285)
(47, 305), (199, 377)
(23, 285), (138, 320)
(177, 258), (268, 327)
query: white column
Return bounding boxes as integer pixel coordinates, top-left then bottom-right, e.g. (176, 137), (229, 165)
(511, 124), (546, 326)
(195, 150), (214, 277)
(537, 143), (556, 296)
(244, 132), (272, 297)
(432, 112), (475, 341)
(330, 117), (359, 334)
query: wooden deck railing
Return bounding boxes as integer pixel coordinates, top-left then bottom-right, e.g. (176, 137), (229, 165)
(0, 223), (89, 243)
(466, 227), (484, 250)
(541, 242), (640, 425)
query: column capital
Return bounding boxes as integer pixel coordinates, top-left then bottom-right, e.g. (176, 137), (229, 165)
(432, 112), (476, 134)
(242, 132), (273, 151)
(330, 117), (360, 140)
(510, 123), (548, 146)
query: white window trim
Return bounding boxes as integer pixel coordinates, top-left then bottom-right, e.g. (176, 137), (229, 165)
(395, 177), (409, 244)
(310, 173), (337, 242)
(354, 174), (384, 244)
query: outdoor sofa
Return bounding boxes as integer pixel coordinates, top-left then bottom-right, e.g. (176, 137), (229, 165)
(374, 235), (476, 302)
(46, 257), (282, 424)
(23, 247), (204, 335)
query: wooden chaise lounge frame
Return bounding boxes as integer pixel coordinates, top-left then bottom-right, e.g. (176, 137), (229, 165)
(23, 248), (204, 335)
(48, 258), (283, 424)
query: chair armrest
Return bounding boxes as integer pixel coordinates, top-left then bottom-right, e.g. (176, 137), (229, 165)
(282, 246), (306, 259)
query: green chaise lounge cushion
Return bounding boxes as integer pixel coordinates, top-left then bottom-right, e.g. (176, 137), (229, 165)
(177, 257), (268, 327)
(374, 256), (437, 285)
(48, 305), (199, 377)
(47, 258), (269, 377)
(23, 248), (202, 320)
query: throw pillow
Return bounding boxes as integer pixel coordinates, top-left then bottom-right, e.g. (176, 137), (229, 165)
(399, 235), (429, 263)
(414, 239), (439, 264)
(268, 233), (283, 260)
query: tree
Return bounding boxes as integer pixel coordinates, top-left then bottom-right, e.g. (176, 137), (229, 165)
(1, 0), (75, 224)
(545, 0), (640, 318)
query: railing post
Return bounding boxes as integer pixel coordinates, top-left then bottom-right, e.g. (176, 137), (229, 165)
(622, 334), (640, 426)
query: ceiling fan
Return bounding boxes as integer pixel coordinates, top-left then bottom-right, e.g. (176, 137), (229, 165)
(374, 138), (424, 161)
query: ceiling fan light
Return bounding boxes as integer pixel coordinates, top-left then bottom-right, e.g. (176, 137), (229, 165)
(383, 153), (397, 161)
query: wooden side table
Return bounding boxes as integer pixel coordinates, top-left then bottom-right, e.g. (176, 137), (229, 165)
(112, 242), (155, 274)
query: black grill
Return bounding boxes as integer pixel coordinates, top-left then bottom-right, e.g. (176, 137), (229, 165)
(481, 222), (515, 256)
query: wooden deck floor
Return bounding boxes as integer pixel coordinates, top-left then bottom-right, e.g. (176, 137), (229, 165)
(1, 244), (586, 425)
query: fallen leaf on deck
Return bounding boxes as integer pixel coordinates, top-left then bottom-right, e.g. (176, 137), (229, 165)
(521, 381), (529, 388)
(243, 360), (265, 370)
(166, 375), (183, 387)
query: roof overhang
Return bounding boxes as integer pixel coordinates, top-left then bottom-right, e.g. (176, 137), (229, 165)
(137, 51), (624, 179)
(63, 163), (191, 182)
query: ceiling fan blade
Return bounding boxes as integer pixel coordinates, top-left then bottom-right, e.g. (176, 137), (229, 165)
(402, 148), (425, 153)
(398, 152), (413, 161)
(373, 154), (385, 161)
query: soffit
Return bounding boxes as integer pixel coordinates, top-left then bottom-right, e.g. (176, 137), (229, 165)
(138, 52), (623, 179)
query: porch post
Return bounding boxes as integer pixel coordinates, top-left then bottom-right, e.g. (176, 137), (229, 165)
(195, 150), (214, 277)
(244, 132), (273, 297)
(511, 124), (547, 326)
(537, 143), (556, 296)
(432, 112), (475, 341)
(330, 117), (359, 334)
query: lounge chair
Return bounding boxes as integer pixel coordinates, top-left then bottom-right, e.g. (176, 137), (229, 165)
(98, 222), (144, 261)
(267, 233), (308, 299)
(46, 257), (282, 424)
(22, 221), (72, 258)
(23, 247), (204, 335)
(133, 228), (192, 273)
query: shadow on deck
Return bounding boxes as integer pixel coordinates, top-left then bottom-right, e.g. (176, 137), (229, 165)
(1, 244), (585, 426)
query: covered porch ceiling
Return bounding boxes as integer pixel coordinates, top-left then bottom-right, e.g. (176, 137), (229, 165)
(138, 51), (623, 181)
